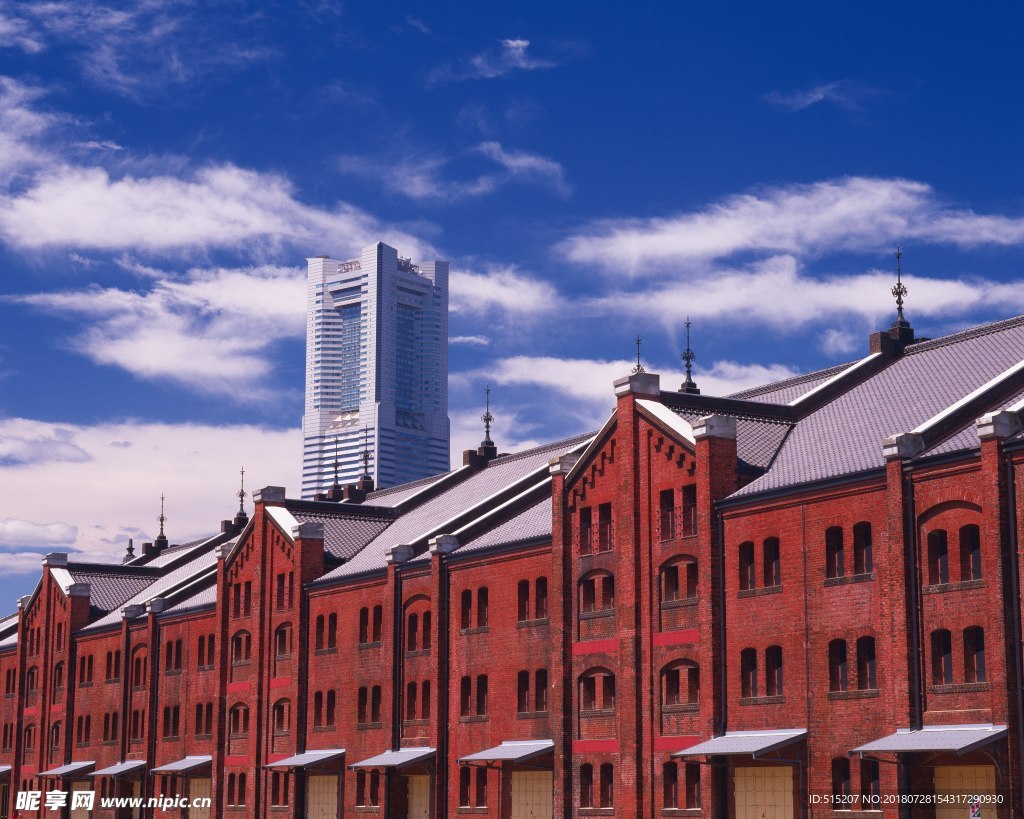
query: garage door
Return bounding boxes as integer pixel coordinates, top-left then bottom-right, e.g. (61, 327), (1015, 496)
(406, 774), (429, 819)
(511, 770), (553, 819)
(70, 781), (92, 819)
(734, 766), (793, 819)
(189, 778), (211, 819)
(934, 766), (996, 819)
(306, 775), (338, 819)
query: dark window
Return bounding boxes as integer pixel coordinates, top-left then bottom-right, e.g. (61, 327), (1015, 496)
(597, 503), (613, 551)
(206, 636), (214, 667)
(831, 757), (851, 799)
(739, 542), (755, 590)
(860, 759), (880, 803)
(406, 682), (417, 721)
(357, 608), (368, 644)
(857, 636), (876, 689)
(854, 522), (873, 574)
(535, 577), (548, 619)
(327, 614), (337, 648)
(327, 690), (336, 726)
(358, 687), (370, 723)
(659, 489), (675, 541)
(475, 675), (488, 716)
(931, 629), (952, 685)
(928, 529), (949, 585)
(372, 605), (383, 642)
(422, 611), (432, 650)
(407, 613), (418, 651)
(580, 507), (593, 555)
(198, 636), (207, 668)
(477, 588), (489, 628)
(964, 626), (986, 683)
(599, 763), (614, 808)
(766, 646), (783, 696)
(421, 680), (431, 720)
(459, 766), (471, 807)
(763, 538), (781, 587)
(959, 525), (982, 581)
(371, 686), (381, 722)
(826, 526), (844, 579)
(517, 580), (530, 622)
(461, 590), (472, 630)
(663, 762), (678, 809)
(276, 573), (285, 610)
(580, 764), (593, 808)
(535, 669), (548, 712)
(829, 639), (848, 692)
(475, 767), (488, 807)
(517, 671), (530, 714)
(662, 563), (680, 603)
(681, 485), (698, 537)
(741, 648), (757, 697)
(243, 581), (252, 616)
(460, 676), (471, 717)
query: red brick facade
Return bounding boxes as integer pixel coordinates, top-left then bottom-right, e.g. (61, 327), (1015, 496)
(1, 320), (1023, 818)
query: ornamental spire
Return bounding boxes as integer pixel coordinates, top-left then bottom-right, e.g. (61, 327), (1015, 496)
(631, 333), (645, 374)
(361, 425), (372, 479)
(679, 317), (700, 394)
(891, 245), (909, 329)
(481, 386), (495, 448)
(158, 493), (166, 537)
(237, 466), (247, 513)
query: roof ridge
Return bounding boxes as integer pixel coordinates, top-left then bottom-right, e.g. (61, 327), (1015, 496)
(727, 360), (855, 400)
(905, 313), (1024, 355)
(488, 431), (597, 466)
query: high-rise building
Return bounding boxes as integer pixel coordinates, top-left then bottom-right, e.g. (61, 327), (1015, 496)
(302, 242), (449, 497)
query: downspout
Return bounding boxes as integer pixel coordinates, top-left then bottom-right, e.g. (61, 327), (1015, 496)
(1005, 457), (1024, 817)
(388, 568), (404, 819)
(437, 555), (450, 819)
(716, 510), (728, 817)
(901, 471), (921, 819)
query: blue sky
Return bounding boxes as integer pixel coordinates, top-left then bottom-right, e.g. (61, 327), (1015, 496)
(1, 0), (1024, 600)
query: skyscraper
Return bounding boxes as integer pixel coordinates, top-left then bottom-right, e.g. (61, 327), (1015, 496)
(302, 242), (449, 497)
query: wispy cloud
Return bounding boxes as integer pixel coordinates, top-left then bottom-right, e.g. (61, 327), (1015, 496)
(0, 423), (91, 466)
(450, 335), (490, 346)
(763, 80), (873, 112)
(11, 265), (307, 399)
(0, 416), (301, 571)
(428, 38), (570, 85)
(0, 0), (271, 100)
(337, 141), (568, 202)
(561, 177), (1024, 276)
(450, 266), (563, 317)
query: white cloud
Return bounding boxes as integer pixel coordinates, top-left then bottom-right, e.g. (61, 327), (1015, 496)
(763, 80), (870, 112)
(450, 335), (490, 346)
(428, 38), (564, 84)
(560, 177), (1024, 276)
(0, 518), (77, 549)
(449, 407), (545, 465)
(0, 416), (302, 572)
(475, 141), (569, 196)
(0, 423), (92, 465)
(0, 77), (59, 184)
(450, 266), (563, 317)
(12, 264), (306, 398)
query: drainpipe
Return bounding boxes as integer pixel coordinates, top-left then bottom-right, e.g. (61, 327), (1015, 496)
(1006, 457), (1024, 817)
(901, 471), (921, 819)
(716, 511), (729, 817)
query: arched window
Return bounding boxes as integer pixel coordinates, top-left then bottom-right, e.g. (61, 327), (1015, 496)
(535, 577), (548, 619)
(357, 608), (368, 644)
(231, 631), (251, 664)
(739, 542), (755, 590)
(272, 699), (290, 735)
(964, 626), (986, 683)
(407, 613), (419, 651)
(931, 629), (952, 685)
(825, 526), (844, 578)
(663, 761), (678, 810)
(316, 615), (326, 649)
(422, 611), (432, 650)
(275, 624), (292, 659)
(328, 613), (337, 648)
(579, 571), (615, 615)
(476, 588), (488, 628)
(228, 703), (249, 755)
(131, 648), (147, 688)
(662, 660), (699, 706)
(579, 668), (616, 713)
(599, 763), (614, 808)
(740, 648), (757, 698)
(829, 639), (848, 692)
(517, 671), (530, 714)
(766, 646), (783, 696)
(197, 636), (207, 669)
(579, 764), (593, 808)
(856, 636), (876, 690)
(406, 681), (418, 721)
(959, 525), (981, 581)
(927, 530), (949, 585)
(372, 605), (383, 642)
(517, 581), (530, 622)
(853, 522), (873, 575)
(535, 669), (548, 712)
(660, 557), (698, 605)
(763, 538), (781, 587)
(326, 690), (336, 726)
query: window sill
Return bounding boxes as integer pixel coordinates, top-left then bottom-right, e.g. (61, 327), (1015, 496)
(923, 579), (985, 594)
(313, 725), (336, 732)
(460, 626), (489, 636)
(403, 719), (429, 727)
(739, 695), (785, 705)
(929, 682), (990, 694)
(105, 678), (120, 684)
(197, 664), (214, 671)
(662, 810), (702, 816)
(516, 711), (549, 720)
(78, 682), (93, 689)
(579, 708), (616, 718)
(737, 586), (782, 599)
(358, 641), (383, 650)
(662, 703), (699, 714)
(314, 648), (337, 656)
(580, 610), (614, 621)
(825, 573), (874, 587)
(195, 733), (212, 739)
(660, 598), (697, 610)
(354, 807), (382, 813)
(517, 618), (550, 628)
(162, 736), (181, 742)
(457, 808), (490, 814)
(579, 809), (615, 815)
(580, 548), (614, 558)
(103, 740), (118, 746)
(357, 722), (382, 730)
(405, 649), (432, 657)
(459, 715), (489, 723)
(828, 689), (879, 701)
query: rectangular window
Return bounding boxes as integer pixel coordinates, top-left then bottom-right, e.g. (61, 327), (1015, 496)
(597, 503), (613, 551)
(681, 485), (697, 536)
(579, 507), (592, 554)
(535, 577), (548, 619)
(517, 580), (530, 622)
(659, 489), (675, 541)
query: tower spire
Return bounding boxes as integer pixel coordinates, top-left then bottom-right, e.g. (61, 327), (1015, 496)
(679, 317), (700, 394)
(481, 386), (495, 448)
(361, 425), (372, 480)
(237, 466), (247, 514)
(332, 436), (342, 489)
(158, 494), (166, 537)
(631, 333), (645, 374)
(891, 245), (909, 329)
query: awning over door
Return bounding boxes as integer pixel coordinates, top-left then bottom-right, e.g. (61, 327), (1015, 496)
(852, 724), (1007, 756)
(151, 756), (213, 775)
(0, 765), (10, 779)
(265, 749), (346, 770)
(40, 761), (96, 778)
(459, 740), (554, 765)
(91, 761), (146, 779)
(674, 729), (807, 758)
(350, 747), (435, 770)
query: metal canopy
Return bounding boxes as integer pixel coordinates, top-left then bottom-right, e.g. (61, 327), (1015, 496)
(852, 724), (1008, 756)
(90, 761), (146, 779)
(350, 747), (435, 770)
(265, 749), (346, 770)
(39, 761), (96, 778)
(151, 756), (213, 774)
(0, 765), (10, 779)
(459, 740), (554, 765)
(674, 729), (807, 758)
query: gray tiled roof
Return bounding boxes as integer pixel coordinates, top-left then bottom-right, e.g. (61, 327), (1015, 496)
(362, 471), (454, 507)
(318, 434), (592, 582)
(667, 408), (792, 470)
(728, 361), (854, 405)
(733, 316), (1024, 497)
(459, 497), (551, 554)
(290, 509), (393, 560)
(138, 536), (213, 567)
(68, 569), (160, 613)
(160, 585), (217, 616)
(920, 385), (1024, 458)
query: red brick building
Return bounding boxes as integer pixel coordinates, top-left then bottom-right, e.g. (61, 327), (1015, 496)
(1, 315), (1023, 819)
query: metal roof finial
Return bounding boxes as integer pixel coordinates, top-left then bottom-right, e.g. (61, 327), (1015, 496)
(891, 245), (909, 329)
(158, 494), (166, 537)
(481, 386), (495, 448)
(237, 466), (247, 513)
(680, 317), (700, 394)
(123, 537), (135, 564)
(332, 436), (342, 488)
(631, 333), (645, 374)
(361, 425), (372, 479)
